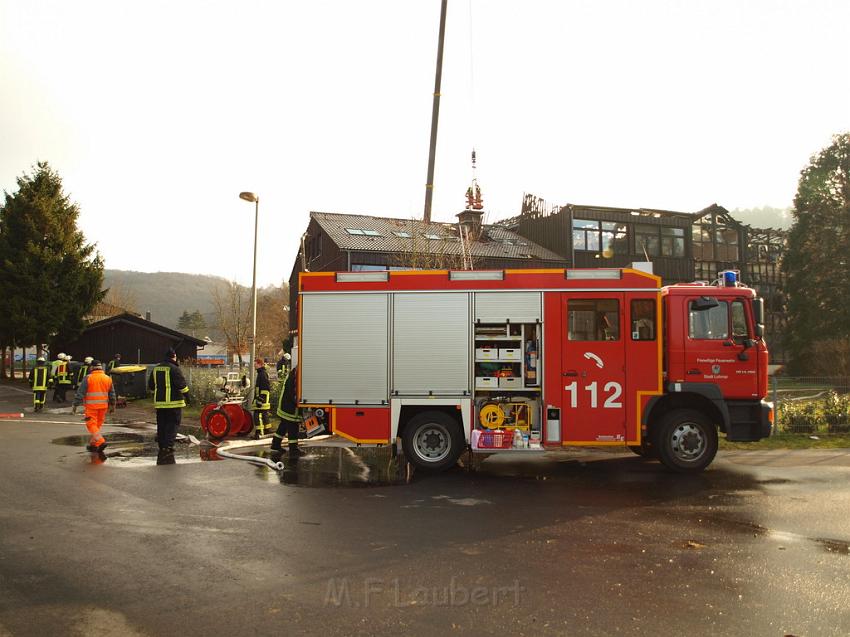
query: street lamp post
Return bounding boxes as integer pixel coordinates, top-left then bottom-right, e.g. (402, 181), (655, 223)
(239, 191), (259, 406)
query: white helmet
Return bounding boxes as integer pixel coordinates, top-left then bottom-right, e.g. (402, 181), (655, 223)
(284, 353), (291, 360)
(84, 356), (94, 364)
(58, 353), (67, 360)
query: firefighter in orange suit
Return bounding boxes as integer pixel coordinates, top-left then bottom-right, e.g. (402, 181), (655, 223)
(72, 360), (116, 453)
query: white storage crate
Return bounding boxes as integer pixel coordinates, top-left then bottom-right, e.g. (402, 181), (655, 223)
(499, 348), (521, 361)
(475, 377), (499, 389)
(475, 348), (497, 361)
(499, 377), (521, 389)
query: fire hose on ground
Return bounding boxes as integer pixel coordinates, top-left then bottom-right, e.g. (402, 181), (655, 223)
(180, 434), (285, 471)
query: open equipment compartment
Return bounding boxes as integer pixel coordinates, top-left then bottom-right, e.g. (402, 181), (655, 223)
(471, 320), (544, 453)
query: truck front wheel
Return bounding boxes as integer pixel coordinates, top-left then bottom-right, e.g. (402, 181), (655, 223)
(654, 409), (718, 473)
(401, 411), (464, 472)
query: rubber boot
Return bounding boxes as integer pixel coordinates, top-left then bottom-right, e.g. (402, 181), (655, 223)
(288, 443), (303, 458)
(270, 436), (282, 452)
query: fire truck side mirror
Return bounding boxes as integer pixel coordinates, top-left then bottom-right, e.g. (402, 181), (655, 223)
(752, 298), (765, 324)
(692, 296), (719, 312)
(752, 298), (765, 337)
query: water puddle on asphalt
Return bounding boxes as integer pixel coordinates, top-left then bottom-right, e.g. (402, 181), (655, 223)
(52, 428), (207, 466)
(230, 445), (414, 488)
(52, 432), (414, 486)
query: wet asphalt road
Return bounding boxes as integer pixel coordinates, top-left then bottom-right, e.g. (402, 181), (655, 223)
(1, 383), (850, 636)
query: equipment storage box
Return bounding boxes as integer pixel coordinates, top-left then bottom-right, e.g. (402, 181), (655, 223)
(499, 377), (521, 389)
(475, 348), (497, 360)
(477, 429), (514, 449)
(476, 377), (498, 389)
(499, 348), (521, 361)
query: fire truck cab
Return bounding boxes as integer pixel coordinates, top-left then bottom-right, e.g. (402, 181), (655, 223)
(295, 265), (772, 473)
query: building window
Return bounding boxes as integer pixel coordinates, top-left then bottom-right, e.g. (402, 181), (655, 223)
(572, 219), (627, 257)
(423, 233), (442, 240)
(636, 225), (684, 258)
(351, 264), (413, 271)
(692, 225), (713, 260)
(393, 231), (412, 238)
(715, 228), (739, 261)
(345, 228), (383, 237)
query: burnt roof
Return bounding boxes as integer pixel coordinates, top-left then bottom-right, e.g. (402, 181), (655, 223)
(310, 211), (563, 261)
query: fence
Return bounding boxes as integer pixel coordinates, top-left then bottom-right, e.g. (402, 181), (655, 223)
(183, 364), (286, 409)
(771, 377), (850, 435)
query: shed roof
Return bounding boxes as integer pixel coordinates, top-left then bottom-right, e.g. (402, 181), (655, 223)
(85, 313), (207, 346)
(310, 211), (564, 261)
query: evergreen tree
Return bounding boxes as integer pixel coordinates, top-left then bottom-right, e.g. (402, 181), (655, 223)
(177, 310), (192, 330)
(0, 162), (105, 353)
(189, 310), (207, 333)
(783, 133), (850, 373)
(177, 309), (206, 335)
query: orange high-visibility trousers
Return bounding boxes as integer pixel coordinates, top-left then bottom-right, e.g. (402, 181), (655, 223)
(85, 407), (108, 446)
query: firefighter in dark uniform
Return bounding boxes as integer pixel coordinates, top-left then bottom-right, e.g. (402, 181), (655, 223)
(270, 365), (302, 457)
(148, 348), (189, 455)
(106, 353), (121, 374)
(76, 356), (93, 387)
(252, 358), (272, 438)
(28, 357), (50, 412)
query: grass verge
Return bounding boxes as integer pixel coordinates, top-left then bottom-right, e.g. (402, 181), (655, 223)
(721, 434), (850, 450)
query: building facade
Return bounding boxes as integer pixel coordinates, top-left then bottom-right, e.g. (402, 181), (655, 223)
(503, 195), (788, 361)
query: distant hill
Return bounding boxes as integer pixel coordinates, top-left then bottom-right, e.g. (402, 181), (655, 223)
(103, 270), (233, 332)
(730, 206), (792, 230)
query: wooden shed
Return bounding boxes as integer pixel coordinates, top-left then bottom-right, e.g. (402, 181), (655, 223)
(52, 313), (206, 365)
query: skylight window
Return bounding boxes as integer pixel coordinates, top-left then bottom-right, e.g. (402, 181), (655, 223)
(345, 228), (365, 235)
(423, 233), (442, 240)
(392, 231), (412, 238)
(362, 229), (383, 237)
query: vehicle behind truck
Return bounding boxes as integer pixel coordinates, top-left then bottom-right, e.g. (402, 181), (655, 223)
(294, 265), (773, 473)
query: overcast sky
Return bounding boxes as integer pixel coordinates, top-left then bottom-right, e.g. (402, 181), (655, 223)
(2, 0), (848, 287)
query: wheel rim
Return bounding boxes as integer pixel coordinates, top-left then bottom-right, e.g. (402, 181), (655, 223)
(412, 422), (451, 463)
(207, 411), (230, 438)
(669, 422), (707, 462)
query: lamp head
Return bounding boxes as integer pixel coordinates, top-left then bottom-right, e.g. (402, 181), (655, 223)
(239, 192), (258, 203)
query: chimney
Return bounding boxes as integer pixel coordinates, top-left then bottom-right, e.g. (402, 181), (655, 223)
(145, 310), (151, 322)
(456, 209), (484, 242)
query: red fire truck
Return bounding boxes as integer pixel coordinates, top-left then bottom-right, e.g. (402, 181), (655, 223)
(294, 265), (772, 473)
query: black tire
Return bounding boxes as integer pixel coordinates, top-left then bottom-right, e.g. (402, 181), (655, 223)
(401, 411), (465, 472)
(653, 408), (718, 473)
(206, 408), (232, 440)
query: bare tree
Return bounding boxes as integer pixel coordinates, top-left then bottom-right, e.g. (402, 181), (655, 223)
(210, 281), (251, 366)
(390, 218), (479, 271)
(256, 284), (290, 361)
(101, 279), (139, 314)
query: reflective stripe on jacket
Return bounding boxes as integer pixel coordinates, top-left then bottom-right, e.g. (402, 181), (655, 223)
(275, 368), (300, 421)
(30, 366), (49, 391)
(148, 361), (188, 408)
(77, 365), (89, 385)
(255, 389), (271, 411)
(56, 362), (72, 385)
(74, 370), (116, 409)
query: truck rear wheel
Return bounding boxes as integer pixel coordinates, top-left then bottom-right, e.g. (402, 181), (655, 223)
(401, 411), (464, 472)
(654, 409), (718, 473)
